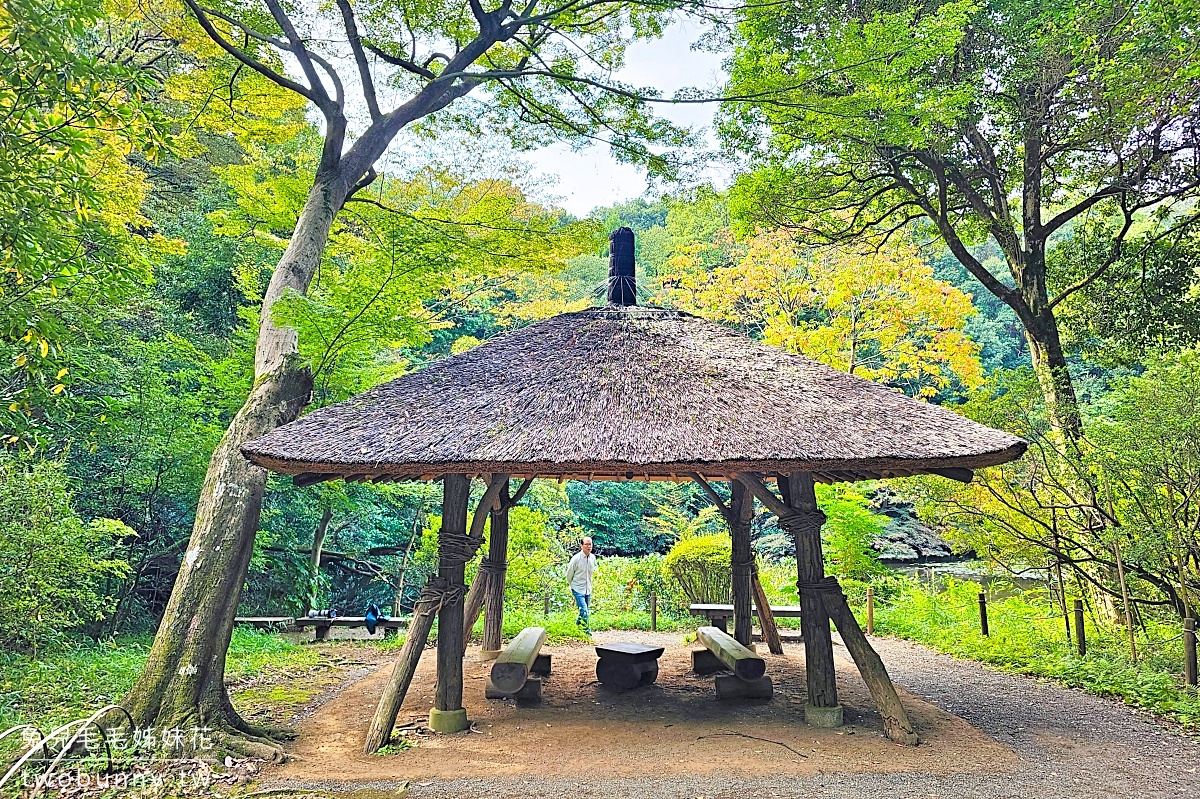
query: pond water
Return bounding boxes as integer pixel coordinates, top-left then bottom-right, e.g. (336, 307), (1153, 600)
(888, 560), (1051, 594)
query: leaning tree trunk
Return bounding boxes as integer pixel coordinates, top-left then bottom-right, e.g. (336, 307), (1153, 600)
(305, 505), (333, 615)
(122, 177), (346, 756)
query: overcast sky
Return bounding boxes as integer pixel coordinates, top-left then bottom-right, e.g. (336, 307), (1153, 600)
(520, 18), (729, 217)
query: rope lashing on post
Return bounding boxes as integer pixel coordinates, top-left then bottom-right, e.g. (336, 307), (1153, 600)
(416, 578), (465, 615)
(478, 557), (507, 575)
(438, 528), (485, 568)
(795, 576), (844, 595)
(776, 509), (827, 539)
(732, 558), (756, 578)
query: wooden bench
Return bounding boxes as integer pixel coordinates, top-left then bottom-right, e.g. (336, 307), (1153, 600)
(694, 625), (772, 699)
(234, 616), (295, 631)
(689, 603), (802, 633)
(595, 642), (664, 690)
(487, 627), (551, 702)
(292, 615), (407, 640)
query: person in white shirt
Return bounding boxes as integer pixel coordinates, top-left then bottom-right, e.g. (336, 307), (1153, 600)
(564, 537), (597, 634)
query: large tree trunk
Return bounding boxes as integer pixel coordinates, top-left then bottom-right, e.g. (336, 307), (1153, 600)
(1023, 302), (1082, 442)
(122, 177), (346, 755)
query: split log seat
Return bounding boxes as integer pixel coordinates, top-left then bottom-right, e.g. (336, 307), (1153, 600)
(695, 625), (772, 700)
(292, 615), (406, 640)
(595, 642), (664, 690)
(487, 627), (550, 702)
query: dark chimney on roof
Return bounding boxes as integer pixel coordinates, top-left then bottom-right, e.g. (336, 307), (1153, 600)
(607, 226), (636, 306)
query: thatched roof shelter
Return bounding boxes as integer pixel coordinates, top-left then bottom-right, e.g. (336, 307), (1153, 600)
(241, 306), (1024, 485)
(242, 227), (1027, 749)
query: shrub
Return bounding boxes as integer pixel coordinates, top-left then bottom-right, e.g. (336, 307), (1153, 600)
(663, 534), (732, 604)
(0, 458), (130, 653)
(498, 507), (565, 605)
(591, 554), (688, 618)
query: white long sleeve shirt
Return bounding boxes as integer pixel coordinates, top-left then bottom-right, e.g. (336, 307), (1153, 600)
(565, 551), (597, 595)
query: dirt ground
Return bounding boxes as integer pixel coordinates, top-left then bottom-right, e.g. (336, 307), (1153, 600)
(270, 630), (1014, 783)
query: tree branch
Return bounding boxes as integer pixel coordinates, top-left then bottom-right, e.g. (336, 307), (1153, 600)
(182, 0), (317, 102)
(263, 0), (332, 108)
(334, 0), (381, 120)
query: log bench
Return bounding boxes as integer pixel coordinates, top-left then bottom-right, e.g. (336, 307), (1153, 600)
(689, 603), (802, 633)
(694, 625), (772, 700)
(292, 615), (407, 640)
(487, 627), (551, 702)
(595, 642), (664, 690)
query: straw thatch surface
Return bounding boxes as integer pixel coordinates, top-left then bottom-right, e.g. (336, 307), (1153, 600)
(241, 306), (1025, 484)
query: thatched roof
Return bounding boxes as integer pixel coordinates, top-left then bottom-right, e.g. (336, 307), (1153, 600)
(241, 306), (1025, 485)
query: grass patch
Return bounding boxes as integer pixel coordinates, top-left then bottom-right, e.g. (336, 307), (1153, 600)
(232, 685), (318, 710)
(872, 578), (1200, 730)
(0, 628), (319, 730)
(373, 740), (413, 755)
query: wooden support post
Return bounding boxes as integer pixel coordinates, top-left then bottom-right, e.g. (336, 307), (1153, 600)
(650, 592), (657, 632)
(431, 474), (470, 734)
(363, 589), (439, 753)
(866, 586), (875, 636)
(730, 481), (755, 648)
(1074, 599), (1086, 656)
(481, 481), (510, 658)
(1185, 618), (1197, 688)
(978, 592), (989, 637)
(823, 587), (918, 745)
(461, 570), (488, 651)
(751, 567), (784, 654)
(781, 473), (839, 718)
(461, 475), (509, 655)
(739, 471), (916, 744)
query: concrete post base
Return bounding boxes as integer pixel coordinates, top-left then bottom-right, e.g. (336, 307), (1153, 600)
(478, 649), (501, 662)
(804, 703), (843, 728)
(428, 708), (469, 734)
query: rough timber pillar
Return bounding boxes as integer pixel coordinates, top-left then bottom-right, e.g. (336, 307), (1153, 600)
(431, 474), (470, 733)
(481, 480), (511, 658)
(781, 473), (841, 727)
(730, 481), (755, 648)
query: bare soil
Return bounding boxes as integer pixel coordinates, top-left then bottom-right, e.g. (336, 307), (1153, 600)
(269, 630), (1013, 783)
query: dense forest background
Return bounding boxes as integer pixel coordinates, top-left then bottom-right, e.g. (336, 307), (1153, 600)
(3, 0), (1200, 704)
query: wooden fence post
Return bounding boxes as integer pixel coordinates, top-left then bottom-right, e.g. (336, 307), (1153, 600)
(866, 586), (875, 636)
(1185, 618), (1197, 688)
(650, 592), (657, 632)
(1113, 541), (1138, 662)
(978, 591), (989, 637)
(1073, 599), (1086, 656)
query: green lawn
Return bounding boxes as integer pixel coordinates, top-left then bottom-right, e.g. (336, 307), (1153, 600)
(0, 628), (320, 731)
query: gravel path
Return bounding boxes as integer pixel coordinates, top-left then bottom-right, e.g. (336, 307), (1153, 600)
(268, 635), (1200, 798)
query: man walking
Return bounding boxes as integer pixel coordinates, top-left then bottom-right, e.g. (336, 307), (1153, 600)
(565, 537), (597, 635)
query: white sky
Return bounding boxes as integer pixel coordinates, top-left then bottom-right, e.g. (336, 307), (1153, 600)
(520, 19), (729, 217)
